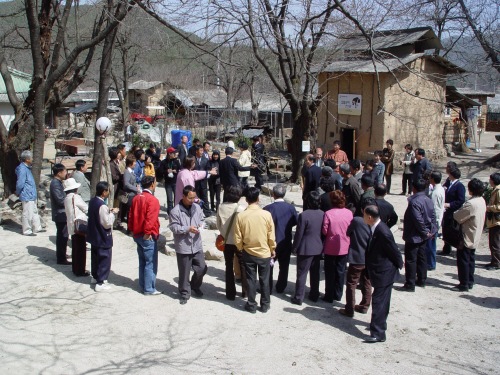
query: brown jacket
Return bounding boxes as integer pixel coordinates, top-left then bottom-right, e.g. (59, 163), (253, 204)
(486, 185), (500, 228)
(381, 148), (395, 175)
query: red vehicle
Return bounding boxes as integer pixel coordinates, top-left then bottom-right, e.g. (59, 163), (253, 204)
(130, 112), (153, 124)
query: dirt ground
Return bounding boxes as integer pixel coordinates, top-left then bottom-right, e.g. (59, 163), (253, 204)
(0, 133), (499, 374)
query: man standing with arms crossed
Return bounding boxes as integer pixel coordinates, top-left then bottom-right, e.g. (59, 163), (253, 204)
(235, 187), (276, 313)
(128, 176), (162, 295)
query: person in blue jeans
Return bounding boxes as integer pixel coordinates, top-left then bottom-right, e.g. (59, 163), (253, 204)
(128, 176), (161, 295)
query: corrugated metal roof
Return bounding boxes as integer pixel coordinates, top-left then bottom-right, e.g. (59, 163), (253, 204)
(129, 80), (163, 90)
(67, 102), (97, 113)
(0, 68), (32, 95)
(339, 27), (442, 52)
(446, 87), (481, 107)
(65, 90), (120, 103)
(320, 53), (423, 73)
(0, 92), (29, 103)
(168, 89), (227, 109)
(319, 53), (464, 74)
(234, 94), (290, 112)
(456, 88), (496, 97)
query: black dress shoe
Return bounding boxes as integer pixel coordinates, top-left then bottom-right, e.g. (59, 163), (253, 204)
(452, 284), (469, 292)
(308, 295), (319, 303)
(416, 281), (426, 288)
(339, 308), (354, 317)
(486, 265), (499, 270)
(179, 298), (188, 305)
(364, 336), (386, 343)
(244, 305), (256, 314)
(75, 271), (91, 277)
(291, 297), (302, 306)
(321, 296), (334, 303)
(226, 295), (236, 301)
(438, 251), (451, 256)
(57, 260), (72, 265)
(192, 288), (204, 298)
(354, 305), (368, 314)
(259, 306), (270, 313)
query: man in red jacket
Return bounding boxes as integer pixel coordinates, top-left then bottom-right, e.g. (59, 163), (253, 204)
(128, 176), (161, 295)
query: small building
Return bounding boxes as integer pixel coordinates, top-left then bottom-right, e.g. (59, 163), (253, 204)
(316, 27), (465, 160)
(129, 80), (167, 116)
(0, 68), (31, 130)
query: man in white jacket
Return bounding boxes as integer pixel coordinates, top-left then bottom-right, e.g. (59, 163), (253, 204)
(426, 171), (445, 271)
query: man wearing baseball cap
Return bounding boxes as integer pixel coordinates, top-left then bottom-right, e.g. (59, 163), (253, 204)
(160, 147), (181, 214)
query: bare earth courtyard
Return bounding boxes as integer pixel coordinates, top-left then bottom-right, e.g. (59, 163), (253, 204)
(1, 135), (499, 374)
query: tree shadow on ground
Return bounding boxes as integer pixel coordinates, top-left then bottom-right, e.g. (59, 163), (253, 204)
(27, 245), (91, 285)
(152, 266), (246, 310)
(283, 305), (370, 340)
(460, 295), (500, 309)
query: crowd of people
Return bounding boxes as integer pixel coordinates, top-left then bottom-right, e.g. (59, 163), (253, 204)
(13, 136), (500, 343)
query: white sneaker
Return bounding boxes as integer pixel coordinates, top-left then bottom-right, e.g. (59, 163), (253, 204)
(91, 278), (107, 284)
(95, 283), (111, 292)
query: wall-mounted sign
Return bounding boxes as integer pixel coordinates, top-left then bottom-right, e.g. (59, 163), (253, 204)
(302, 141), (310, 152)
(338, 94), (362, 116)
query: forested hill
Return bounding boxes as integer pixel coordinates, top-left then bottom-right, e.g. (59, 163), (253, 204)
(0, 0), (210, 89)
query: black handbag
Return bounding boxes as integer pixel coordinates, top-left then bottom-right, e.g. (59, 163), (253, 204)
(72, 196), (88, 236)
(442, 216), (462, 248)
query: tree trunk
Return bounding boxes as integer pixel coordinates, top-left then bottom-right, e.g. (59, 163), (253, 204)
(91, 14), (118, 207)
(288, 98), (320, 182)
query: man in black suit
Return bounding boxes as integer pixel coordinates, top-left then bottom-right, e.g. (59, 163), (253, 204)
(189, 138), (201, 157)
(219, 147), (251, 202)
(194, 145), (211, 215)
(363, 205), (403, 343)
(374, 184), (398, 228)
(301, 154), (322, 210)
(176, 135), (189, 166)
(440, 166), (466, 255)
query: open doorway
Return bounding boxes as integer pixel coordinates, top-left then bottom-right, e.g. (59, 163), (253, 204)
(340, 128), (355, 160)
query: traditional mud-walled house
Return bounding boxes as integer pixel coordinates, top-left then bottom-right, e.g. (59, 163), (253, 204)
(316, 27), (465, 160)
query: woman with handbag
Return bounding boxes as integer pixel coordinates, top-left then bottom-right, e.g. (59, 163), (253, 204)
(486, 172), (500, 270)
(63, 178), (89, 277)
(216, 185), (248, 300)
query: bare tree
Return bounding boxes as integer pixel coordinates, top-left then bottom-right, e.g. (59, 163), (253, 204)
(0, 0), (132, 196)
(457, 0), (500, 74)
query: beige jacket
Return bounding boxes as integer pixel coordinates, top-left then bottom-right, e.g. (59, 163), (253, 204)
(486, 185), (500, 228)
(216, 203), (245, 245)
(238, 150), (252, 178)
(454, 197), (486, 249)
(64, 193), (88, 236)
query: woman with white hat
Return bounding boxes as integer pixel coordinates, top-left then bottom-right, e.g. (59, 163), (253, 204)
(63, 178), (89, 277)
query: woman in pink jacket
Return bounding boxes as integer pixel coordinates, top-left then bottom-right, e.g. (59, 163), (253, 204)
(175, 156), (211, 206)
(322, 190), (353, 302)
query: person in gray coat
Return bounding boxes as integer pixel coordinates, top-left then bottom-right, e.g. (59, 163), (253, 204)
(169, 185), (208, 305)
(122, 155), (139, 229)
(50, 163), (70, 265)
(291, 191), (324, 305)
(72, 160), (91, 203)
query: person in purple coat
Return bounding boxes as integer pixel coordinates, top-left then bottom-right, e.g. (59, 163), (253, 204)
(291, 191), (324, 305)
